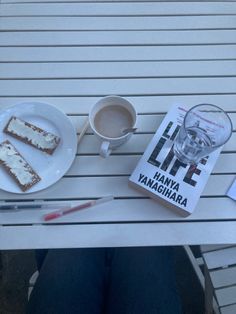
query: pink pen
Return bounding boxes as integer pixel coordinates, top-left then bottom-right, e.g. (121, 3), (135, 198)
(43, 196), (114, 221)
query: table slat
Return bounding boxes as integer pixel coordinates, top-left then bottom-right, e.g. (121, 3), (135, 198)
(1, 15), (236, 31)
(1, 60), (236, 79)
(1, 2), (236, 16)
(1, 221), (236, 250)
(1, 30), (236, 46)
(1, 45), (235, 62)
(1, 95), (236, 113)
(1, 77), (236, 96)
(0, 197), (235, 225)
(0, 174), (234, 201)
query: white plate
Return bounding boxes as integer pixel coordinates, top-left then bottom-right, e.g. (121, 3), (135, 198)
(0, 102), (77, 194)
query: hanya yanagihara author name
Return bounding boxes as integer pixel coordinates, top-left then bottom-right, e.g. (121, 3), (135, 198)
(138, 171), (187, 207)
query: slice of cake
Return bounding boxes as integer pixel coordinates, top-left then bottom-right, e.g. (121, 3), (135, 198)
(0, 140), (41, 192)
(4, 116), (60, 155)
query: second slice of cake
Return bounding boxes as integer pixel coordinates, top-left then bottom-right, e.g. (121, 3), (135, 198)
(4, 116), (61, 155)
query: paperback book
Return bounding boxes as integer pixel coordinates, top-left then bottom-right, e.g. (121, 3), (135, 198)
(129, 104), (222, 216)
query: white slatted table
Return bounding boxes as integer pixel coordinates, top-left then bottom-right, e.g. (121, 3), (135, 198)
(0, 0), (236, 249)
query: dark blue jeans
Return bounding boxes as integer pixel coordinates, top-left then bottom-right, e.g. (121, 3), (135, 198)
(27, 247), (182, 314)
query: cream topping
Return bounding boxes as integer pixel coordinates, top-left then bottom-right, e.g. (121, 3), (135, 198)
(7, 117), (58, 149)
(0, 142), (35, 185)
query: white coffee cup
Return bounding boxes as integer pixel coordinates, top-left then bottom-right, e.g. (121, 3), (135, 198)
(89, 95), (137, 158)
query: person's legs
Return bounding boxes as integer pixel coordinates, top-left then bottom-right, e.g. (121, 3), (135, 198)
(35, 249), (48, 271)
(106, 247), (182, 314)
(27, 248), (107, 314)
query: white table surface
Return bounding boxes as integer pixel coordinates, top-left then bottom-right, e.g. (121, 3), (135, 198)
(0, 0), (236, 249)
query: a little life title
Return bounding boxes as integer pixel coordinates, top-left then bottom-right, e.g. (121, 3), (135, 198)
(137, 120), (208, 208)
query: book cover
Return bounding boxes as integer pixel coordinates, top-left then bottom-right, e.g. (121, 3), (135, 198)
(129, 104), (222, 216)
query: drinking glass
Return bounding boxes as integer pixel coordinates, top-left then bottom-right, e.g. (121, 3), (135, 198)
(173, 104), (233, 165)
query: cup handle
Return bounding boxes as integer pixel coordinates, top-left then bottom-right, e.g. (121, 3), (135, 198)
(100, 141), (112, 158)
